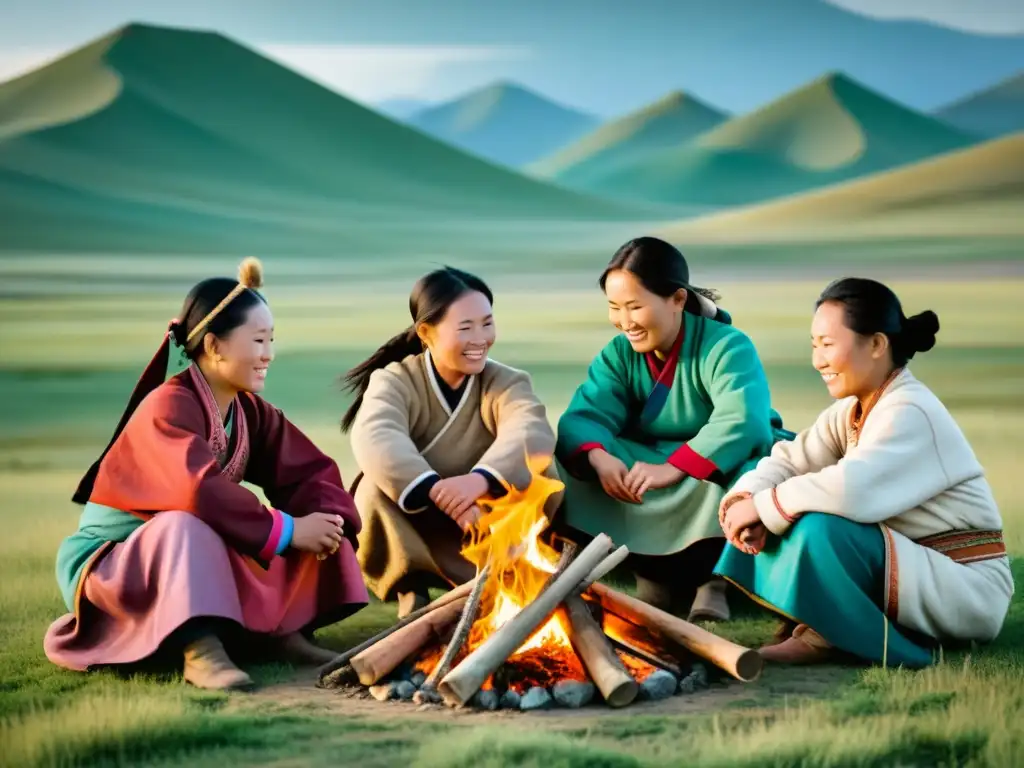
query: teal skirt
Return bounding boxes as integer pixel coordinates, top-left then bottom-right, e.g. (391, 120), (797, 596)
(714, 512), (935, 668)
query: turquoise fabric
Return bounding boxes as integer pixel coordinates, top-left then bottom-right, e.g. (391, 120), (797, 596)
(556, 315), (779, 556)
(55, 502), (145, 611)
(55, 405), (236, 612)
(714, 512), (935, 668)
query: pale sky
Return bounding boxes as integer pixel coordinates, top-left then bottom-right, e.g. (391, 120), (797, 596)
(0, 0), (1020, 110)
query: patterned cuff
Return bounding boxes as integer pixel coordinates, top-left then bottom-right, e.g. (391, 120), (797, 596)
(667, 444), (718, 480)
(752, 487), (797, 536)
(472, 467), (508, 499)
(275, 511), (294, 555)
(259, 509), (286, 561)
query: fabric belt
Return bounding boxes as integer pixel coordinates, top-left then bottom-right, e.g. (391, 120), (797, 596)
(916, 529), (1006, 564)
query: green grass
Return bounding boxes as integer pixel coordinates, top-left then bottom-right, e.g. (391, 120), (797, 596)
(1, 261), (1022, 767)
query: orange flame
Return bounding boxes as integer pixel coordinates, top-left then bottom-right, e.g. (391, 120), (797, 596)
(458, 454), (571, 656)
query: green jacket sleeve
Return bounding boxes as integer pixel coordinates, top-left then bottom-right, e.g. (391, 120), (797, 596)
(667, 329), (774, 480)
(556, 338), (631, 463)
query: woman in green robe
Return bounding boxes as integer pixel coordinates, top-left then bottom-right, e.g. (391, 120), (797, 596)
(554, 237), (790, 622)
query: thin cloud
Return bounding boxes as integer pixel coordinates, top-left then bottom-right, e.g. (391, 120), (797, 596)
(0, 42), (532, 102)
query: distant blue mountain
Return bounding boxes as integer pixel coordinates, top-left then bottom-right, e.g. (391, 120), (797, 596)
(374, 97), (434, 120)
(406, 81), (600, 168)
(934, 71), (1024, 137)
(270, 0), (1024, 117)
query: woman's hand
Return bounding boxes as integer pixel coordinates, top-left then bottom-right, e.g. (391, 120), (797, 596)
(721, 497), (764, 551)
(623, 461), (685, 499)
(738, 523), (768, 555)
(292, 512), (344, 555)
(430, 473), (490, 522)
(589, 450), (641, 503)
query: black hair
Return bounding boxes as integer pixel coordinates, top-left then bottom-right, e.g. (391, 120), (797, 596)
(816, 277), (939, 368)
(170, 278), (268, 360)
(599, 237), (720, 313)
(340, 266), (493, 432)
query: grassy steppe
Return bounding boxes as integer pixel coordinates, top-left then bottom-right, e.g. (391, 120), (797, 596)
(1, 257), (1021, 767)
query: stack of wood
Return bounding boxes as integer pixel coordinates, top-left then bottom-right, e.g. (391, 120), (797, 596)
(316, 534), (762, 710)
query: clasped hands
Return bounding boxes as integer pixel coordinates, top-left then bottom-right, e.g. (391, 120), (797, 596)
(430, 473), (489, 531)
(291, 512), (345, 559)
(719, 493), (768, 555)
(587, 449), (685, 503)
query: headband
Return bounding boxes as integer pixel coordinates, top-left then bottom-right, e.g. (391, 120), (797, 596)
(185, 257), (264, 346)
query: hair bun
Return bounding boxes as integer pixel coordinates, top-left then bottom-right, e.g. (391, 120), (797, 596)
(904, 310), (939, 353)
(238, 257), (264, 290)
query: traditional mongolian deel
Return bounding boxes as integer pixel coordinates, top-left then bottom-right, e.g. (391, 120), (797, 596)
(555, 312), (787, 556)
(45, 364), (368, 671)
(351, 351), (561, 601)
(716, 367), (1014, 666)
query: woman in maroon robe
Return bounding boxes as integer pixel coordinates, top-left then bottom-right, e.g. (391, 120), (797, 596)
(44, 258), (368, 690)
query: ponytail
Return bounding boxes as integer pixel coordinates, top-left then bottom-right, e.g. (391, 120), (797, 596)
(340, 326), (422, 432)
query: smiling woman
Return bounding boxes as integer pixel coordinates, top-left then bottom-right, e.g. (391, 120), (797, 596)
(714, 277), (1013, 667)
(343, 266), (561, 618)
(554, 237), (791, 623)
(44, 258), (368, 691)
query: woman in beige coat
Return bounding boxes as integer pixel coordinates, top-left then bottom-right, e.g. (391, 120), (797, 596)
(342, 267), (561, 617)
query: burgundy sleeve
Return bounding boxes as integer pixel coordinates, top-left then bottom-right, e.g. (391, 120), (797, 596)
(89, 387), (277, 562)
(243, 395), (361, 539)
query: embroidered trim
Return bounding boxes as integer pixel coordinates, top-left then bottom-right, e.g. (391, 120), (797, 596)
(187, 366), (249, 482)
(770, 487), (796, 523)
(880, 524), (900, 621)
(917, 529), (1007, 564)
(847, 367), (904, 447)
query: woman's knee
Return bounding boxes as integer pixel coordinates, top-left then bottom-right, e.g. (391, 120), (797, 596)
(145, 511), (220, 544)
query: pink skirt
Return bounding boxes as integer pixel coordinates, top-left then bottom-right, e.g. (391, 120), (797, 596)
(44, 511), (369, 671)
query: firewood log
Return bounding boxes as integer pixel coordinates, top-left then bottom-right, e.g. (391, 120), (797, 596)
(587, 582), (762, 682)
(350, 597), (468, 686)
(316, 578), (478, 685)
(437, 533), (615, 707)
(564, 594), (638, 707)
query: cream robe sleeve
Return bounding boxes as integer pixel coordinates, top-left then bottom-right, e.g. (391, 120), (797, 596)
(475, 365), (556, 492)
(728, 401), (847, 499)
(350, 367), (436, 510)
(753, 400), (953, 536)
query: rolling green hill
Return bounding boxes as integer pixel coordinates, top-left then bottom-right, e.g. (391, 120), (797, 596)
(551, 73), (977, 209)
(0, 24), (643, 257)
(935, 72), (1024, 139)
(526, 90), (727, 186)
(657, 132), (1024, 243)
(406, 81), (600, 168)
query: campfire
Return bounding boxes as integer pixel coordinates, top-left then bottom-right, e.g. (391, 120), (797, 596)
(318, 457), (762, 711)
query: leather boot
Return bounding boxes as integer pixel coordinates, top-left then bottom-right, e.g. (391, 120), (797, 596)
(276, 632), (339, 666)
(183, 634), (254, 691)
(687, 578), (731, 622)
(759, 624), (834, 664)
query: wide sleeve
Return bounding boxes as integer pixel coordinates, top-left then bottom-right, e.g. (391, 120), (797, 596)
(350, 368), (438, 512)
(753, 402), (952, 536)
(728, 403), (846, 499)
(666, 331), (775, 480)
(244, 395), (361, 539)
(89, 387), (280, 565)
(555, 338), (632, 469)
(475, 367), (556, 492)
